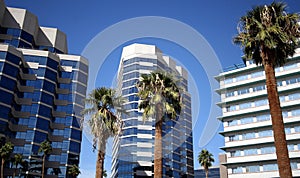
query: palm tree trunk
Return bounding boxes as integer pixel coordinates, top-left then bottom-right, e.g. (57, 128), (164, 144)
(1, 158), (4, 178)
(96, 150), (105, 178)
(154, 104), (163, 178)
(42, 155), (45, 178)
(205, 168), (208, 178)
(262, 49), (292, 178)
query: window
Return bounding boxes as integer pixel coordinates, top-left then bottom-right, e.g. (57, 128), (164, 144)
(232, 167), (243, 174)
(246, 165), (260, 173)
(291, 109), (300, 116)
(236, 75), (248, 82)
(237, 88), (249, 95)
(239, 102), (252, 110)
(263, 164), (278, 171)
(288, 93), (300, 101)
(242, 132), (256, 140)
(283, 63), (297, 70)
(251, 71), (264, 78)
(226, 91), (235, 97)
(244, 149), (257, 156)
(228, 120), (238, 126)
(253, 85), (266, 92)
(240, 117), (253, 124)
(229, 135), (239, 141)
(230, 150), (241, 157)
(256, 114), (270, 122)
(288, 144), (295, 151)
(255, 99), (268, 107)
(285, 127), (292, 134)
(226, 105), (237, 112)
(224, 78), (233, 84)
(261, 146), (275, 154)
(259, 130), (273, 137)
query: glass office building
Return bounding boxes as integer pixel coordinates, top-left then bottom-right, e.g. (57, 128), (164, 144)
(216, 49), (300, 177)
(111, 43), (194, 178)
(0, 1), (88, 177)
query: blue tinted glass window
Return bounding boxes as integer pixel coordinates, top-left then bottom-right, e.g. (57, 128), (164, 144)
(47, 58), (58, 70)
(0, 62), (3, 71)
(45, 69), (57, 81)
(20, 30), (33, 43)
(38, 105), (52, 118)
(77, 72), (87, 84)
(43, 80), (55, 93)
(34, 131), (47, 143)
(24, 55), (47, 65)
(0, 90), (13, 103)
(6, 52), (20, 65)
(70, 129), (81, 140)
(36, 118), (49, 131)
(60, 60), (78, 68)
(2, 63), (19, 77)
(0, 51), (6, 59)
(69, 141), (80, 153)
(7, 28), (21, 37)
(40, 92), (54, 105)
(79, 62), (88, 73)
(0, 76), (16, 90)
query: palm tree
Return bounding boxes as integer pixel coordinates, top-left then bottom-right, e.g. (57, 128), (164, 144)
(233, 2), (300, 177)
(0, 142), (14, 178)
(13, 154), (23, 178)
(82, 87), (124, 178)
(198, 149), (214, 178)
(136, 71), (181, 178)
(68, 165), (80, 177)
(38, 140), (52, 178)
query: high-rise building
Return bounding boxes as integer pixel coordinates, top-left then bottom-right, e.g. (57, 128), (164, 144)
(111, 43), (194, 177)
(0, 1), (88, 177)
(216, 49), (300, 177)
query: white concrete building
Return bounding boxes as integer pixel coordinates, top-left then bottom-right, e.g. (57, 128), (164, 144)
(216, 49), (300, 178)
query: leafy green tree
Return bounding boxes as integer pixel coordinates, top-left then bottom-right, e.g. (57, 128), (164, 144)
(83, 87), (125, 178)
(198, 149), (214, 178)
(68, 165), (80, 177)
(136, 71), (181, 178)
(0, 142), (14, 178)
(38, 140), (52, 178)
(233, 2), (300, 177)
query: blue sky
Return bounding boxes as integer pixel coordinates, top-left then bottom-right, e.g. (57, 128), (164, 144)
(4, 0), (300, 177)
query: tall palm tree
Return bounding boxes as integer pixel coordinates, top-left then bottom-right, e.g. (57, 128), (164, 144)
(82, 87), (124, 178)
(13, 154), (23, 178)
(198, 149), (214, 178)
(68, 165), (80, 177)
(233, 2), (300, 177)
(38, 140), (52, 178)
(136, 71), (181, 178)
(0, 142), (14, 178)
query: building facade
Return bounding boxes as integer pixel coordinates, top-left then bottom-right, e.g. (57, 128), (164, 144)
(111, 43), (194, 177)
(194, 166), (220, 178)
(0, 0), (88, 177)
(216, 49), (300, 177)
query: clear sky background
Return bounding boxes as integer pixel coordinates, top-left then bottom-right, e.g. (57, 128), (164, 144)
(4, 0), (300, 177)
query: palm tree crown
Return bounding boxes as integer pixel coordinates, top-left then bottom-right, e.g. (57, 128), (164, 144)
(68, 165), (80, 177)
(234, 2), (300, 66)
(137, 71), (181, 121)
(198, 149), (214, 178)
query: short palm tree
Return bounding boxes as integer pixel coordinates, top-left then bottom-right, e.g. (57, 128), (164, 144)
(82, 87), (125, 178)
(136, 71), (181, 178)
(13, 154), (23, 178)
(198, 149), (214, 178)
(38, 140), (52, 178)
(68, 165), (80, 177)
(0, 142), (14, 178)
(233, 2), (300, 177)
